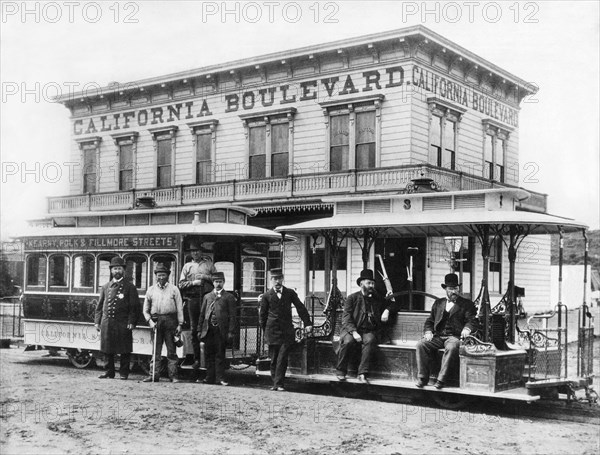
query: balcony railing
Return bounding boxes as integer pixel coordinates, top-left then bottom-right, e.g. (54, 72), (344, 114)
(47, 164), (548, 214)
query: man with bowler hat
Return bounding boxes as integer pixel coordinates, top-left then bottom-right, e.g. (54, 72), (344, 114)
(415, 273), (477, 389)
(198, 271), (236, 385)
(95, 257), (140, 380)
(179, 240), (218, 373)
(143, 263), (184, 382)
(259, 268), (312, 391)
(336, 269), (395, 384)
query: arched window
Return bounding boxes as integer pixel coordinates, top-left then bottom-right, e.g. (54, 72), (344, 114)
(26, 254), (47, 290)
(97, 254), (118, 292)
(214, 261), (235, 291)
(48, 254), (70, 290)
(242, 257), (266, 297)
(150, 254), (177, 286)
(73, 254), (95, 292)
(124, 254), (148, 291)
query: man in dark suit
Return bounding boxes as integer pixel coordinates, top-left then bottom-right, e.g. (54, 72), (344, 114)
(94, 257), (140, 380)
(336, 269), (394, 384)
(415, 273), (478, 389)
(259, 268), (313, 391)
(179, 240), (218, 375)
(198, 271), (236, 386)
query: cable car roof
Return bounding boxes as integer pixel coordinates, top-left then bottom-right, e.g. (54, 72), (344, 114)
(276, 210), (587, 237)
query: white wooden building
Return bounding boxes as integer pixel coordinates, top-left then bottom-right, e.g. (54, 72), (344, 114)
(45, 25), (555, 311)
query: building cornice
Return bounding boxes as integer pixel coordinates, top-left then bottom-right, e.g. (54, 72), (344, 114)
(56, 26), (536, 107)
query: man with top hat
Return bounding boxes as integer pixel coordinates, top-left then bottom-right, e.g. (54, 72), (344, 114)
(179, 240), (218, 372)
(415, 273), (478, 389)
(143, 263), (184, 382)
(259, 268), (313, 391)
(197, 271), (236, 386)
(94, 257), (140, 380)
(336, 269), (395, 384)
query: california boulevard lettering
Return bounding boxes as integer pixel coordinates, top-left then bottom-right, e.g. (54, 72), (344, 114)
(73, 64), (518, 134)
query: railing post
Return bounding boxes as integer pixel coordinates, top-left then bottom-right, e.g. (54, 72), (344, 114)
(287, 174), (293, 197)
(180, 184), (184, 205)
(131, 189), (136, 209)
(232, 179), (236, 202)
(88, 193), (92, 211)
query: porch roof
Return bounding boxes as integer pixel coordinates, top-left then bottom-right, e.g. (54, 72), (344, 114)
(275, 210), (587, 237)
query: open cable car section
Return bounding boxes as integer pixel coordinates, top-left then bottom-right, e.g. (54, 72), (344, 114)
(271, 187), (596, 406)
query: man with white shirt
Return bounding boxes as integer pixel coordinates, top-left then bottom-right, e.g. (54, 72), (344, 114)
(415, 273), (477, 389)
(259, 268), (313, 391)
(197, 271), (236, 386)
(142, 264), (184, 383)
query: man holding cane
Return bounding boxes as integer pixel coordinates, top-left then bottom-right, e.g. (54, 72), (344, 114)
(143, 264), (184, 383)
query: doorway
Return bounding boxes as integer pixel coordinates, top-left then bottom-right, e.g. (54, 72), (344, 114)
(375, 237), (427, 311)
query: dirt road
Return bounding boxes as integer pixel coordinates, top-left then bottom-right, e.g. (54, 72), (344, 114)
(1, 346), (598, 455)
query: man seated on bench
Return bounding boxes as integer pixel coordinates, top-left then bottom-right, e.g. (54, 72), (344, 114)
(335, 269), (395, 384)
(415, 273), (477, 390)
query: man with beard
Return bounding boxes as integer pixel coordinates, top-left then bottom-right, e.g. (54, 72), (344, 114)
(95, 257), (140, 380)
(336, 269), (394, 384)
(259, 268), (312, 391)
(197, 271), (236, 386)
(415, 273), (478, 389)
(143, 264), (184, 382)
(178, 241), (217, 374)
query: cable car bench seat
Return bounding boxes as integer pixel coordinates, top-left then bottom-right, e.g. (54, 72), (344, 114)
(288, 312), (461, 383)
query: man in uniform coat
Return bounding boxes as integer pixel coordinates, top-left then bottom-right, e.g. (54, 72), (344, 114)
(198, 271), (236, 385)
(415, 273), (478, 389)
(95, 257), (140, 380)
(259, 268), (312, 391)
(336, 269), (394, 384)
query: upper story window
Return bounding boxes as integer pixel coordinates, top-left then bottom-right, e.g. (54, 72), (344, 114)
(112, 132), (139, 191)
(321, 94), (383, 172)
(150, 126), (178, 188)
(482, 119), (511, 183)
(427, 96), (465, 170)
(76, 137), (101, 194)
(188, 120), (218, 184)
(241, 108), (296, 180)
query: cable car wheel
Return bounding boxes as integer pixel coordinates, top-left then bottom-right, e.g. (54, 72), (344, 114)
(66, 349), (95, 369)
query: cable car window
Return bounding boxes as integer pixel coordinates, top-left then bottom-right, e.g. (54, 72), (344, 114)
(97, 254), (117, 291)
(150, 254), (177, 286)
(26, 254), (46, 289)
(214, 261), (234, 290)
(228, 210), (245, 225)
(242, 258), (266, 297)
(124, 254), (148, 291)
(49, 254), (69, 290)
(73, 254), (95, 292)
(208, 209), (227, 223)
